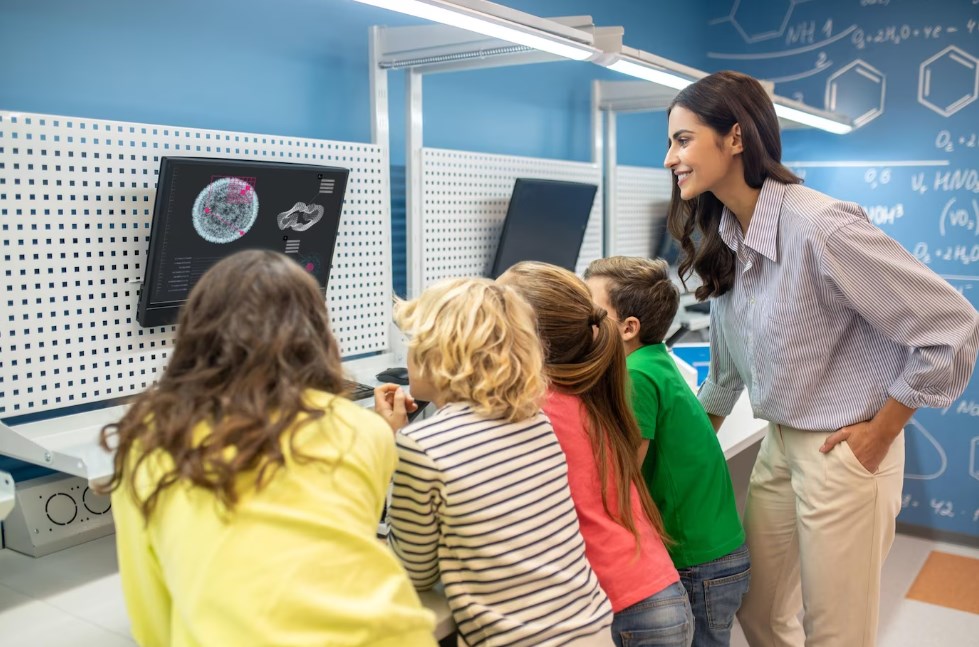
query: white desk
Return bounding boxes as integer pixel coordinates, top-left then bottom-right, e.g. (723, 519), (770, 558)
(718, 393), (768, 460)
(0, 352), (407, 485)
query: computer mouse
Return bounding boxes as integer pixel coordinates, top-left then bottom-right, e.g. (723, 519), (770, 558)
(376, 366), (410, 386)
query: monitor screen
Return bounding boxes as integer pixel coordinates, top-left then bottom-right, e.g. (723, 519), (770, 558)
(137, 157), (349, 327)
(490, 178), (598, 279)
(658, 228), (681, 266)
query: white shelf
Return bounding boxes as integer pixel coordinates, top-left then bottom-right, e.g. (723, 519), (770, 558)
(0, 408), (124, 484)
(0, 352), (408, 484)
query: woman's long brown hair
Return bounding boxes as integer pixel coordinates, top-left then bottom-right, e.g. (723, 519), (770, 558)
(499, 261), (668, 546)
(667, 71), (801, 300)
(100, 249), (346, 520)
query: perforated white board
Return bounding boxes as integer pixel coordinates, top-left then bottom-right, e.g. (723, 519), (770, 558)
(613, 165), (672, 258)
(0, 111), (392, 417)
(419, 148), (603, 286)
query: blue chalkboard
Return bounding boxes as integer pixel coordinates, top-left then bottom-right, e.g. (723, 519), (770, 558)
(705, 0), (979, 538)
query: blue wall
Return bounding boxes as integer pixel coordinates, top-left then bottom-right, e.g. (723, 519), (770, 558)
(705, 0), (979, 540)
(0, 0), (390, 146)
(0, 0), (706, 167)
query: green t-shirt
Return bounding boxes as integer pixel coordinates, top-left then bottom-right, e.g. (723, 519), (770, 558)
(627, 343), (744, 569)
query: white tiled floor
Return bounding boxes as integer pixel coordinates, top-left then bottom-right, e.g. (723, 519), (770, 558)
(0, 537), (134, 646)
(0, 532), (976, 646)
(727, 534), (979, 647)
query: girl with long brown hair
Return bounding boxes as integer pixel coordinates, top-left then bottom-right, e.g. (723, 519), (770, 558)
(498, 261), (693, 647)
(101, 249), (435, 647)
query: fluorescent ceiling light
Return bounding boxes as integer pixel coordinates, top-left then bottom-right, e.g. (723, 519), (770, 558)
(607, 60), (691, 90)
(606, 63), (852, 134)
(351, 0), (594, 60)
(773, 103), (853, 134)
(597, 37), (853, 135)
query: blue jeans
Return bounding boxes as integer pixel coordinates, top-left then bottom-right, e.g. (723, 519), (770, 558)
(611, 581), (693, 647)
(677, 543), (751, 647)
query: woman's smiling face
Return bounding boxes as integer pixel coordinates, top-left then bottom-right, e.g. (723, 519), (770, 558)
(664, 105), (741, 201)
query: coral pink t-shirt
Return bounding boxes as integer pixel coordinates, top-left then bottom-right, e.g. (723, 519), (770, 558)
(543, 389), (679, 612)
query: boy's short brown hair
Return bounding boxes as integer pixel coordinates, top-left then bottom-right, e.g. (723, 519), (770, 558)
(584, 256), (680, 345)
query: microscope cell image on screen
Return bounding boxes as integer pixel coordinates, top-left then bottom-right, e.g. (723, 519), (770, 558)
(136, 157), (350, 328)
(278, 201), (325, 232)
(297, 252), (324, 274)
(192, 176), (260, 243)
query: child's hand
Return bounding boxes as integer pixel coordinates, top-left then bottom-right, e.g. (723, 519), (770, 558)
(374, 383), (418, 432)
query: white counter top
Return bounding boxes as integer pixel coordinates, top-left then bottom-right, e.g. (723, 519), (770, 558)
(0, 352), (406, 485)
(718, 392), (768, 460)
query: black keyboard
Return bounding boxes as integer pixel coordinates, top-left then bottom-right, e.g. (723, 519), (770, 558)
(343, 380), (375, 402)
(685, 301), (711, 314)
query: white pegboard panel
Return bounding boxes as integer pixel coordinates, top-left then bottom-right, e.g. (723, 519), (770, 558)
(613, 165), (672, 258)
(419, 148), (603, 285)
(0, 111), (392, 417)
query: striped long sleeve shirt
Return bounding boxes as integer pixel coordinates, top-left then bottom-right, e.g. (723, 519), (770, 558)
(388, 403), (614, 647)
(699, 177), (979, 430)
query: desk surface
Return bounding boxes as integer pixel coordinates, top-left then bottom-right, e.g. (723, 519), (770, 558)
(0, 352), (407, 484)
(719, 393), (768, 460)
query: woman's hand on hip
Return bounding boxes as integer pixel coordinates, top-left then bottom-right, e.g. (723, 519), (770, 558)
(820, 397), (913, 473)
(819, 420), (894, 473)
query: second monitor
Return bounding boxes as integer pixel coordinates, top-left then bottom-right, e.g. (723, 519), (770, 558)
(490, 178), (598, 279)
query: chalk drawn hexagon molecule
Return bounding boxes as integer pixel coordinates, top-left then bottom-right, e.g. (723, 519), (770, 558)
(192, 177), (260, 244)
(825, 60), (886, 129)
(919, 45), (979, 118)
(730, 0), (796, 43)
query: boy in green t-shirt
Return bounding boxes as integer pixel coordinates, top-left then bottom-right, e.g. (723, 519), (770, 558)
(585, 256), (749, 647)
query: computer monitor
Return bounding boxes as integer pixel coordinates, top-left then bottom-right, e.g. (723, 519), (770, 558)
(658, 228), (681, 266)
(489, 178), (598, 279)
(137, 157), (349, 327)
